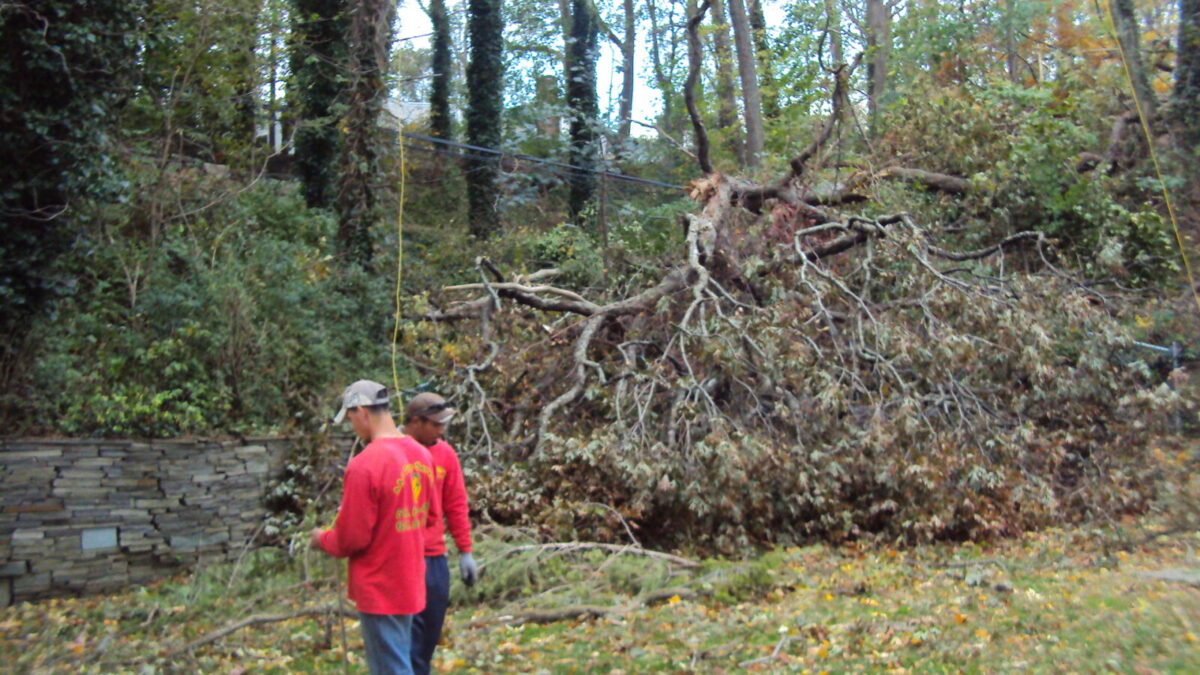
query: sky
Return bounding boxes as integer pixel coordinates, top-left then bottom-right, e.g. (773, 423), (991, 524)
(392, 1), (789, 133)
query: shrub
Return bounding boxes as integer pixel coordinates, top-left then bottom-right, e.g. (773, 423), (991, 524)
(11, 170), (408, 437)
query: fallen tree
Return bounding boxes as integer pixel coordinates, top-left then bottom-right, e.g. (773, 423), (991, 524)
(406, 27), (1185, 552)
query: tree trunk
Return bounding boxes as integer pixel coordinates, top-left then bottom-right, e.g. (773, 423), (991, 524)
(336, 0), (395, 267)
(558, 0), (573, 90)
(1003, 0), (1021, 84)
(229, 5), (260, 170)
(747, 0), (777, 119)
(567, 0), (600, 220)
(824, 0), (843, 66)
(466, 0), (504, 238)
(710, 0), (741, 157)
(429, 0), (453, 140)
(1174, 0), (1200, 148)
(616, 0), (636, 144)
(727, 0), (764, 167)
(290, 0), (347, 210)
(535, 75), (562, 138)
(646, 0), (680, 135)
(1111, 0), (1157, 123)
(865, 0), (890, 136)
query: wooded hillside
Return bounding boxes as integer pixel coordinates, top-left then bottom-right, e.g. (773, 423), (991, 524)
(1, 0), (1198, 548)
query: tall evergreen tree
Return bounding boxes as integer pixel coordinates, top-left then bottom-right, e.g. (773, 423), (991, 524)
(566, 0), (600, 220)
(289, 0), (347, 209)
(465, 0), (504, 238)
(429, 0), (453, 140)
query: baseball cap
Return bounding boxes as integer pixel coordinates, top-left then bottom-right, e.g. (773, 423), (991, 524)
(332, 380), (391, 424)
(406, 392), (456, 424)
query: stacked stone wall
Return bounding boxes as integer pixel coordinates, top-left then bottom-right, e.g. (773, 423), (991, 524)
(0, 438), (291, 606)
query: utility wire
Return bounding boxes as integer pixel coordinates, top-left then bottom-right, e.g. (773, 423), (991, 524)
(393, 131), (686, 192)
(395, 140), (663, 191)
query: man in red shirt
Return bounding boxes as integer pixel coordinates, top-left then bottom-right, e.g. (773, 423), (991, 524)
(310, 380), (438, 675)
(403, 392), (479, 675)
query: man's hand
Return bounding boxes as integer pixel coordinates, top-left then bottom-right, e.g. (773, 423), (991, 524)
(309, 527), (324, 551)
(459, 552), (479, 587)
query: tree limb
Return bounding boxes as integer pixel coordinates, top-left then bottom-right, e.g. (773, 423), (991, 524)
(927, 231), (1045, 261)
(877, 167), (970, 194)
(489, 541), (702, 568)
(161, 605), (356, 659)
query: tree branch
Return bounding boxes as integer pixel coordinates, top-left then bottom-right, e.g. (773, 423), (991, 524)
(877, 167), (970, 194)
(161, 605), (356, 659)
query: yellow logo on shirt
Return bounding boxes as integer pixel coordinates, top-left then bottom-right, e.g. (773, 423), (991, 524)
(394, 502), (430, 532)
(392, 461), (434, 532)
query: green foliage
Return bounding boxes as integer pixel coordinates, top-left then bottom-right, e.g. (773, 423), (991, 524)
(126, 0), (261, 166)
(0, 0), (141, 319)
(9, 168), (405, 437)
(526, 225), (605, 286)
(880, 78), (1175, 282)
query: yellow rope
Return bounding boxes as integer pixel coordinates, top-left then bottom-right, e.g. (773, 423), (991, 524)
(391, 130), (407, 397)
(1102, 0), (1200, 315)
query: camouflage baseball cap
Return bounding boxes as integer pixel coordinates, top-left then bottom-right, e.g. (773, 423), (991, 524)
(332, 380), (391, 423)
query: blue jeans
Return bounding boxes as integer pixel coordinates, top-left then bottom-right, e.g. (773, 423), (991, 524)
(410, 555), (450, 675)
(359, 612), (414, 675)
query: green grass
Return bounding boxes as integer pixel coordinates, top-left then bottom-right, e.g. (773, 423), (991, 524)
(2, 523), (1199, 673)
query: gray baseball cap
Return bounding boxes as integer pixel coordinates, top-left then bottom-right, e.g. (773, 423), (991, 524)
(332, 380), (391, 423)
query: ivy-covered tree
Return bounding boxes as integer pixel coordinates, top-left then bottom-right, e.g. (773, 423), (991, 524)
(566, 0), (600, 220)
(289, 0), (347, 209)
(465, 0), (504, 238)
(1177, 0), (1200, 150)
(0, 0), (140, 319)
(336, 0), (395, 267)
(429, 0), (453, 140)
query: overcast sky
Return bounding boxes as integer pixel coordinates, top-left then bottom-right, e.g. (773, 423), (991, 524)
(392, 1), (788, 131)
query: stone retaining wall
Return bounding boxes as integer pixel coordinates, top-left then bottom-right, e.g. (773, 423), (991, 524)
(0, 438), (291, 606)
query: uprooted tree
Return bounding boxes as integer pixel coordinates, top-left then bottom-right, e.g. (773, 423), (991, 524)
(405, 10), (1188, 552)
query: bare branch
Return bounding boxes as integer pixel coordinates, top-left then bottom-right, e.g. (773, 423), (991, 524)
(161, 605), (355, 659)
(927, 231), (1046, 261)
(488, 541), (701, 568)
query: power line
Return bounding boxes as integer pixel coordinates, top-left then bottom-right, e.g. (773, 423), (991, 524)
(395, 140), (663, 192)
(394, 131), (686, 192)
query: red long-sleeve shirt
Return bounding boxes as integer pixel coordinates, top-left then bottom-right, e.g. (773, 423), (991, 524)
(318, 436), (439, 615)
(423, 439), (474, 556)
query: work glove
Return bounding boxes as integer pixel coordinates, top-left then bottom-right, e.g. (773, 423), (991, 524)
(459, 552), (479, 587)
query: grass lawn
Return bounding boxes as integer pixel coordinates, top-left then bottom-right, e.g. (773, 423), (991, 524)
(2, 522), (1198, 673)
